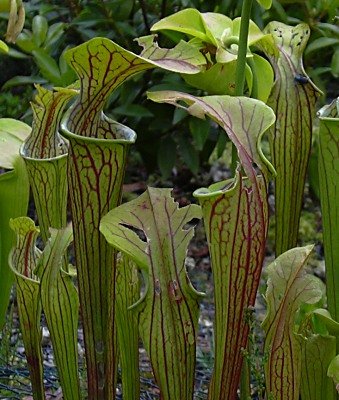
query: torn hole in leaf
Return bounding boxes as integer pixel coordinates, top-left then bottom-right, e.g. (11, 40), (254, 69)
(120, 223), (147, 242)
(183, 218), (200, 231)
(0, 167), (13, 175)
(251, 162), (262, 175)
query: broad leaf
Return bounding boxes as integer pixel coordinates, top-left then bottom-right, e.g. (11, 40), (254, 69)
(255, 0), (272, 9)
(262, 22), (322, 255)
(100, 187), (204, 400)
(182, 60), (253, 96)
(318, 98), (339, 342)
(0, 118), (31, 169)
(250, 54), (274, 102)
(150, 11), (274, 96)
(0, 119), (30, 329)
(151, 9), (214, 44)
(263, 245), (323, 400)
(9, 217), (44, 400)
(0, 39), (8, 53)
(32, 48), (62, 86)
(32, 15), (48, 48)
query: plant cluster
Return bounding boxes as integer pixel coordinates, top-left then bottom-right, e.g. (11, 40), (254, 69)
(0, 1), (339, 400)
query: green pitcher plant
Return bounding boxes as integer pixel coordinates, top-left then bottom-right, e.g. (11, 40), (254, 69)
(262, 245), (323, 400)
(148, 90), (275, 399)
(299, 308), (339, 399)
(20, 84), (77, 243)
(9, 217), (79, 400)
(318, 97), (339, 346)
(115, 255), (140, 400)
(9, 217), (44, 400)
(59, 35), (206, 398)
(18, 85), (81, 399)
(261, 22), (322, 255)
(100, 187), (204, 400)
(0, 118), (30, 329)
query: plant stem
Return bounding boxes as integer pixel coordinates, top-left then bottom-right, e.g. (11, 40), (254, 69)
(235, 0), (253, 97)
(231, 0), (253, 173)
(233, 2), (255, 395)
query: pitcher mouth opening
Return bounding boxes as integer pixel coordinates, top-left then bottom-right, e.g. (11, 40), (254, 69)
(61, 108), (137, 145)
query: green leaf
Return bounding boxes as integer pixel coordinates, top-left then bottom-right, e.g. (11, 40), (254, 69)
(263, 22), (322, 255)
(300, 334), (337, 400)
(32, 48), (62, 85)
(136, 35), (207, 73)
(9, 217), (44, 400)
(100, 187), (204, 400)
(44, 22), (66, 52)
(263, 245), (323, 400)
(115, 255), (140, 400)
(328, 355), (339, 390)
(5, 47), (29, 59)
(232, 18), (267, 45)
(61, 115), (136, 398)
(0, 39), (8, 53)
(157, 136), (176, 178)
(331, 48), (339, 77)
(201, 12), (232, 43)
(16, 30), (37, 53)
(147, 91), (276, 183)
(182, 62), (238, 95)
(250, 54), (274, 102)
(36, 226), (81, 400)
(114, 104), (154, 118)
(1, 75), (47, 89)
(172, 107), (188, 124)
(148, 90), (275, 399)
(177, 134), (199, 174)
(318, 98), (339, 336)
(64, 37), (205, 137)
(255, 0), (272, 9)
(312, 309), (339, 335)
(0, 118), (31, 169)
(305, 37), (339, 56)
(60, 35), (206, 397)
(151, 8), (211, 43)
(21, 85), (76, 242)
(189, 117), (210, 150)
(32, 15), (48, 47)
(0, 119), (30, 328)
(194, 170), (269, 399)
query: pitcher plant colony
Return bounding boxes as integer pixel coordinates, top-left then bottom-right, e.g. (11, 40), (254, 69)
(0, 0), (339, 399)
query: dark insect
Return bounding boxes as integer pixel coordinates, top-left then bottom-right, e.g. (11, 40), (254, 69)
(294, 74), (309, 84)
